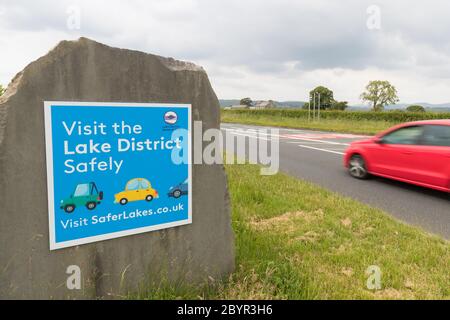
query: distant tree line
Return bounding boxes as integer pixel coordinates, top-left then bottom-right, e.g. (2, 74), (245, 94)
(0, 85), (5, 96)
(240, 97), (253, 107)
(237, 80), (430, 113)
(302, 86), (349, 111)
(303, 81), (402, 112)
(406, 105), (426, 112)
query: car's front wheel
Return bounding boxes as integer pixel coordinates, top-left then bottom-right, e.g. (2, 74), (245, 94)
(348, 154), (369, 179)
(64, 204), (75, 213)
(145, 195), (154, 202)
(86, 202), (96, 210)
(119, 198), (128, 205)
(173, 190), (181, 198)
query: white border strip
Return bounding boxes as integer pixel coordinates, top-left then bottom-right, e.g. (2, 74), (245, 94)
(44, 101), (192, 250)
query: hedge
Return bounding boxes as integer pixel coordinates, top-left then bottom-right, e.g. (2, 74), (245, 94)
(222, 109), (450, 122)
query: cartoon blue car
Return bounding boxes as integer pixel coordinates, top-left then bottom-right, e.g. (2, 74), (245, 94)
(168, 179), (188, 198)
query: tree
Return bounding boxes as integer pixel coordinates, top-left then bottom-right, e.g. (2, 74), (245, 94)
(406, 105), (426, 113)
(0, 85), (5, 97)
(360, 80), (399, 111)
(331, 101), (348, 111)
(309, 86), (334, 110)
(304, 86), (348, 111)
(240, 97), (253, 107)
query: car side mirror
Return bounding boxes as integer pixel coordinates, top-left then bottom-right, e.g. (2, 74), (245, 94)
(374, 137), (384, 144)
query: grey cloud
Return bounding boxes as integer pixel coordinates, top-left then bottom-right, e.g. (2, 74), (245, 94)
(2, 0), (450, 102)
(2, 0), (450, 75)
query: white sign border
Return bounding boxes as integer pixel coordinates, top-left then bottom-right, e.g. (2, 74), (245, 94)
(44, 101), (192, 250)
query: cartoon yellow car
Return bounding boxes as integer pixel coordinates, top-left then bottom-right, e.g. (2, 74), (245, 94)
(114, 178), (158, 205)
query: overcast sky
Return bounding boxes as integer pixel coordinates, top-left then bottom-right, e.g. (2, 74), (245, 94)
(1, 0), (450, 104)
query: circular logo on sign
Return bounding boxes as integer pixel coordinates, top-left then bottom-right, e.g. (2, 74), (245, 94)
(164, 111), (178, 125)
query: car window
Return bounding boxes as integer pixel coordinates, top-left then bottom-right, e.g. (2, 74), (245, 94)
(421, 125), (450, 147)
(126, 179), (140, 190)
(140, 179), (150, 189)
(74, 183), (90, 197)
(382, 126), (424, 145)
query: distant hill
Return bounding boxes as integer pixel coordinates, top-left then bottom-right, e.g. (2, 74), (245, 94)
(219, 99), (241, 107)
(426, 107), (450, 113)
(219, 99), (305, 108)
(349, 103), (450, 113)
(275, 101), (306, 108)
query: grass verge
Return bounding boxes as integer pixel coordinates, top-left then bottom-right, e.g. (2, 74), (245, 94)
(221, 112), (396, 135)
(137, 164), (449, 300)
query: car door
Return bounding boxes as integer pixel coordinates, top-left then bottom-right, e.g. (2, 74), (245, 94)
(125, 179), (141, 201)
(411, 125), (450, 189)
(181, 178), (188, 194)
(139, 179), (152, 199)
(73, 183), (91, 206)
(370, 125), (425, 180)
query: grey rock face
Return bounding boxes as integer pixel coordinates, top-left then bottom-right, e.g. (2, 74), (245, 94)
(0, 38), (234, 299)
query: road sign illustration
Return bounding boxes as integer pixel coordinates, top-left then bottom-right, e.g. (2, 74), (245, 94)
(60, 182), (103, 213)
(44, 101), (192, 250)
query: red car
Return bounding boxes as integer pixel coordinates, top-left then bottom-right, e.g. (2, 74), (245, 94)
(344, 120), (450, 193)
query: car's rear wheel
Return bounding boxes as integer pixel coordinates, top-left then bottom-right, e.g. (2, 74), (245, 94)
(349, 154), (369, 179)
(173, 190), (181, 198)
(145, 195), (154, 202)
(86, 202), (96, 210)
(64, 205), (75, 213)
(119, 198), (128, 205)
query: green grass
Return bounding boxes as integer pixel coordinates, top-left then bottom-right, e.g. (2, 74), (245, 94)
(136, 164), (449, 300)
(221, 111), (395, 135)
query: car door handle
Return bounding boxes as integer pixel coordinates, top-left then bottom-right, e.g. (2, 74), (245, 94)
(402, 151), (414, 155)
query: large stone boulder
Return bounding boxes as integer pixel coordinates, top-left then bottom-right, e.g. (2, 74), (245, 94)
(0, 38), (234, 299)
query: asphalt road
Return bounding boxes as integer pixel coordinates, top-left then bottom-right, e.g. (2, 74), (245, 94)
(221, 123), (450, 239)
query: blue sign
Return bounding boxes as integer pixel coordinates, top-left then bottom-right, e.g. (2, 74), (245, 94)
(44, 102), (192, 250)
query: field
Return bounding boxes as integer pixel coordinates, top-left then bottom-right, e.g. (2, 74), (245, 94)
(221, 109), (450, 135)
(135, 164), (450, 300)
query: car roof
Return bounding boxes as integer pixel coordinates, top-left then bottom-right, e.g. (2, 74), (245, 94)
(377, 119), (450, 136)
(402, 119), (450, 126)
(127, 178), (149, 183)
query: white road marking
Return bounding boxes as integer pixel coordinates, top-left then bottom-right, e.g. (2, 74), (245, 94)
(280, 135), (350, 146)
(223, 128), (274, 140)
(286, 141), (338, 145)
(225, 131), (271, 141)
(223, 129), (350, 146)
(222, 124), (367, 138)
(297, 144), (345, 155)
(223, 127), (350, 155)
